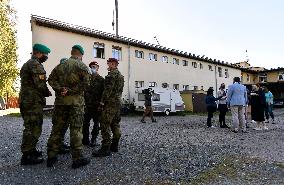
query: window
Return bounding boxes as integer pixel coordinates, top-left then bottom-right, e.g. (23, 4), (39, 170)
(218, 67), (222, 77)
(259, 74), (267, 83)
(182, 60), (188, 66)
(162, 56), (168, 63)
(162, 83), (169, 88)
(173, 58), (179, 65)
(208, 65), (213, 71)
(112, 46), (122, 61)
(200, 63), (203, 69)
(247, 74), (250, 82)
(279, 72), (284, 81)
(93, 42), (105, 58)
(152, 93), (160, 101)
(173, 84), (179, 90)
(225, 69), (229, 78)
(135, 50), (144, 58)
(192, 62), (197, 68)
(183, 85), (189, 91)
(135, 81), (144, 88)
(194, 86), (198, 90)
(149, 53), (157, 61)
(149, 82), (157, 87)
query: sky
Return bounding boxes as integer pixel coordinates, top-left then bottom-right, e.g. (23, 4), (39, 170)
(11, 0), (284, 69)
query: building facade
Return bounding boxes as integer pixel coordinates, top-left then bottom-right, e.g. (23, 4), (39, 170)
(31, 15), (241, 105)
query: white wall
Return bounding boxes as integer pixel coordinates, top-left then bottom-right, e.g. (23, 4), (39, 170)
(31, 22), (241, 105)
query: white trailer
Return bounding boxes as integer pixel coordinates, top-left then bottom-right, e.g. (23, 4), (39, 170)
(134, 87), (185, 115)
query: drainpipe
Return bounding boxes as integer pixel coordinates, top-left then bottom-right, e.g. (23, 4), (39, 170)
(215, 65), (218, 96)
(127, 42), (131, 103)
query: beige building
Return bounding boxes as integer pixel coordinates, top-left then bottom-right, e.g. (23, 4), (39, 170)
(31, 15), (241, 105)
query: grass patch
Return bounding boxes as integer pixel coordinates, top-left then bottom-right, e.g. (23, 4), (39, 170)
(189, 157), (239, 185)
(7, 112), (21, 117)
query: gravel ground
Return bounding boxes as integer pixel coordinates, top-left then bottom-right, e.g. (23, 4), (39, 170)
(0, 109), (284, 185)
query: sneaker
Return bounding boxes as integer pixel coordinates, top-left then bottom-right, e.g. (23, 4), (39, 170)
(72, 157), (90, 169)
(141, 119), (146, 123)
(47, 157), (58, 167)
(208, 126), (216, 128)
(265, 120), (269, 123)
(272, 120), (276, 124)
(232, 130), (238, 133)
(253, 127), (262, 131)
(263, 126), (269, 130)
(152, 119), (157, 123)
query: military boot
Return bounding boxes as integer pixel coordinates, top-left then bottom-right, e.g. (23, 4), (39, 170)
(89, 138), (97, 147)
(92, 146), (111, 157)
(58, 143), (70, 154)
(72, 157), (90, 169)
(46, 157), (58, 167)
(82, 137), (90, 146)
(32, 149), (43, 157)
(110, 139), (119, 153)
(21, 152), (44, 165)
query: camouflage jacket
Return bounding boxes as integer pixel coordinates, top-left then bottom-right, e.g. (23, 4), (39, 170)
(48, 56), (90, 106)
(85, 74), (104, 107)
(101, 68), (124, 106)
(19, 56), (50, 105)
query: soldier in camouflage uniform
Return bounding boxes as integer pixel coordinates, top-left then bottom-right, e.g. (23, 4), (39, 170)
(19, 43), (52, 165)
(47, 45), (91, 169)
(82, 61), (104, 147)
(52, 57), (71, 154)
(93, 58), (124, 157)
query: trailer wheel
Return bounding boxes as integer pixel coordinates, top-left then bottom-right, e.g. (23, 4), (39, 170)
(165, 109), (170, 116)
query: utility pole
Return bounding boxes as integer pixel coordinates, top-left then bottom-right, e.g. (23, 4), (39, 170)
(115, 0), (118, 37)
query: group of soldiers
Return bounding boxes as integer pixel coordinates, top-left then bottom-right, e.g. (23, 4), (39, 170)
(19, 43), (124, 169)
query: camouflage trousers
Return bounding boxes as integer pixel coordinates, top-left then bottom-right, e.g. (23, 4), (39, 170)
(82, 106), (100, 142)
(100, 105), (121, 147)
(20, 103), (43, 154)
(47, 105), (84, 160)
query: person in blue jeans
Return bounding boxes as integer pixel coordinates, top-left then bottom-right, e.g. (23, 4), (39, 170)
(205, 87), (223, 128)
(264, 86), (275, 124)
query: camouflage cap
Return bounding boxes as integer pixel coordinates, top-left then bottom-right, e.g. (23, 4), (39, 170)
(107, 58), (119, 63)
(72, 44), (84, 55)
(33, 43), (51, 54)
(89, 61), (99, 67)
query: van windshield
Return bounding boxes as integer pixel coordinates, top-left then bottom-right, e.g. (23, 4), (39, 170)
(152, 93), (160, 101)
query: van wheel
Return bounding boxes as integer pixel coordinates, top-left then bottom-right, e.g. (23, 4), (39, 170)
(165, 110), (170, 116)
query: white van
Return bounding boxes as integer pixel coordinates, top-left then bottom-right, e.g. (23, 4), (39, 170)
(134, 87), (185, 115)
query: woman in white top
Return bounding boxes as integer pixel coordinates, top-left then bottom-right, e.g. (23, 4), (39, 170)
(217, 83), (230, 128)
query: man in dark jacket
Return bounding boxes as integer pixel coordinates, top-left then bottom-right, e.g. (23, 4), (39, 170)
(82, 61), (104, 147)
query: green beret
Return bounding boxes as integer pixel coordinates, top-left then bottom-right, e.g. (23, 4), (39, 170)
(72, 44), (84, 55)
(33, 43), (51, 54)
(60, 57), (68, 64)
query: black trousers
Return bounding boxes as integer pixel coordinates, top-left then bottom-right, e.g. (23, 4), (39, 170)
(82, 107), (100, 143)
(218, 104), (228, 126)
(207, 111), (214, 127)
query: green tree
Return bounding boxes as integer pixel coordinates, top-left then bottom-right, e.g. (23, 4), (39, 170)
(0, 0), (19, 97)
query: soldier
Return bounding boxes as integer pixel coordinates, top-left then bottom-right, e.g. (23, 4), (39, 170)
(93, 58), (124, 157)
(53, 57), (71, 155)
(47, 45), (91, 169)
(20, 43), (52, 165)
(82, 61), (104, 147)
